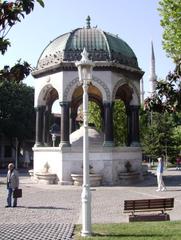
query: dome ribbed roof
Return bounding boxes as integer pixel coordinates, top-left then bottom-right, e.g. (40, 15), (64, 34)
(37, 27), (139, 69)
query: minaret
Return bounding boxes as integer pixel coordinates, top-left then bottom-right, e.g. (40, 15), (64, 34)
(149, 41), (157, 96)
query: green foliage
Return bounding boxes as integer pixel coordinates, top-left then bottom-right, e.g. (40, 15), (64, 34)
(172, 125), (181, 153)
(0, 0), (44, 55)
(145, 0), (181, 114)
(0, 60), (34, 142)
(0, 37), (10, 54)
(158, 0), (181, 63)
(36, 0), (44, 7)
(144, 69), (181, 113)
(88, 100), (127, 146)
(88, 101), (102, 131)
(140, 110), (180, 161)
(0, 60), (31, 83)
(0, 80), (35, 141)
(139, 106), (150, 139)
(0, 0), (44, 142)
(113, 100), (127, 146)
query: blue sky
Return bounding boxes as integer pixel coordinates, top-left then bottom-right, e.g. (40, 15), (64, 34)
(1, 0), (174, 97)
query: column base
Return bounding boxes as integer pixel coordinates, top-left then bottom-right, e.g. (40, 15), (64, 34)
(103, 141), (115, 147)
(59, 141), (71, 147)
(81, 231), (92, 237)
(59, 180), (73, 185)
(130, 141), (141, 147)
(34, 142), (44, 147)
(44, 143), (51, 147)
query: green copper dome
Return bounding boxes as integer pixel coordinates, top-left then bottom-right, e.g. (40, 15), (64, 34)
(37, 26), (139, 69)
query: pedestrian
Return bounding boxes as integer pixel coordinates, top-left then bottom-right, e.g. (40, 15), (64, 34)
(6, 163), (19, 208)
(156, 157), (166, 192)
(24, 150), (30, 168)
(176, 155), (181, 170)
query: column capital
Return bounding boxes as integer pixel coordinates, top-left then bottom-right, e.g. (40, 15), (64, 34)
(59, 101), (70, 107)
(103, 101), (114, 105)
(35, 105), (46, 111)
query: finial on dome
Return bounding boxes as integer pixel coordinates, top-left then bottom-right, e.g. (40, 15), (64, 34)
(81, 48), (89, 61)
(86, 16), (91, 28)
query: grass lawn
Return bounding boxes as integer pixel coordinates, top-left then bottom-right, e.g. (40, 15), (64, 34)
(74, 221), (181, 240)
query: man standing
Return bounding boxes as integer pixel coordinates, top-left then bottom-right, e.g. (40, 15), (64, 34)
(156, 157), (166, 192)
(6, 163), (19, 207)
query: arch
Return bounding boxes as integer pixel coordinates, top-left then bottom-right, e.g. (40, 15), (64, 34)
(36, 84), (59, 107)
(112, 79), (140, 105)
(70, 84), (104, 118)
(63, 76), (111, 102)
(69, 83), (104, 133)
(63, 77), (80, 102)
(93, 77), (111, 102)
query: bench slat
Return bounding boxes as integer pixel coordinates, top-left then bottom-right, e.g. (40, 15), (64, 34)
(124, 198), (174, 213)
(125, 204), (173, 209)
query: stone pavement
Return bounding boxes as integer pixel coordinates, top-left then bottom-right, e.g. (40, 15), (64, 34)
(0, 168), (181, 239)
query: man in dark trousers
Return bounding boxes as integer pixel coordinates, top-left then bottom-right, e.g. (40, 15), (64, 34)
(6, 163), (19, 207)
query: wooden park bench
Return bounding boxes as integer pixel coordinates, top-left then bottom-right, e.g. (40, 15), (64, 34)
(124, 198), (174, 222)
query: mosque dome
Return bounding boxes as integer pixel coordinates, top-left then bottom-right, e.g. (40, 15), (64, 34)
(36, 17), (139, 73)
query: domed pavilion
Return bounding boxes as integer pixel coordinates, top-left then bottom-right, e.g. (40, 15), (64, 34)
(32, 17), (144, 185)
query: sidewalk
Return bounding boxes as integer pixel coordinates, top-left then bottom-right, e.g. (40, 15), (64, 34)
(0, 168), (181, 239)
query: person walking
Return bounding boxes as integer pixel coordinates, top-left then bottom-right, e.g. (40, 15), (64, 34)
(176, 155), (181, 170)
(156, 157), (166, 192)
(6, 163), (19, 207)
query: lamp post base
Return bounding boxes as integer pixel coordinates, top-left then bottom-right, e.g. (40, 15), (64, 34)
(81, 184), (92, 237)
(81, 231), (92, 237)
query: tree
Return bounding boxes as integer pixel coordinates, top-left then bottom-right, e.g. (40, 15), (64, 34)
(144, 71), (181, 113)
(0, 1), (44, 166)
(0, 59), (31, 82)
(0, 79), (35, 142)
(140, 110), (179, 162)
(88, 100), (127, 146)
(88, 101), (102, 131)
(172, 125), (181, 154)
(144, 0), (181, 113)
(0, 0), (44, 54)
(158, 0), (181, 64)
(0, 0), (44, 82)
(113, 100), (127, 146)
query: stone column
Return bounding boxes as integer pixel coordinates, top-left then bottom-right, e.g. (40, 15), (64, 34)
(71, 111), (77, 133)
(59, 101), (70, 146)
(42, 107), (51, 146)
(129, 105), (140, 147)
(103, 102), (114, 146)
(35, 106), (45, 147)
(126, 105), (131, 146)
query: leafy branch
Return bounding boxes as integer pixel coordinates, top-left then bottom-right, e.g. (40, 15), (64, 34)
(0, 0), (44, 55)
(144, 63), (181, 113)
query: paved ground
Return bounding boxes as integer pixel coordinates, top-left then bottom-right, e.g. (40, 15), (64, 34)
(0, 168), (181, 239)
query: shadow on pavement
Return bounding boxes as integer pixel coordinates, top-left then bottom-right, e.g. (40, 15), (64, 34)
(15, 206), (72, 210)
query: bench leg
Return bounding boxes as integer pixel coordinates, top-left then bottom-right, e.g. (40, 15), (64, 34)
(129, 213), (170, 222)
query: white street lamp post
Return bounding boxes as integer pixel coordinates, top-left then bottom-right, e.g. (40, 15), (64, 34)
(75, 48), (94, 237)
(52, 134), (56, 147)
